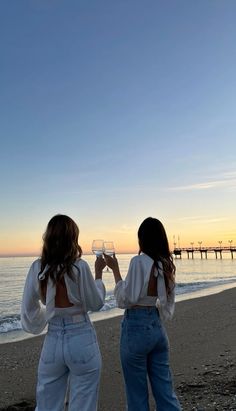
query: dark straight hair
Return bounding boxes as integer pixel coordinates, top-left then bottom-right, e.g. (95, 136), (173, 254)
(138, 217), (175, 294)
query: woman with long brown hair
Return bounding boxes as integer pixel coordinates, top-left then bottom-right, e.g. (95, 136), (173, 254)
(21, 214), (106, 411)
(104, 217), (181, 411)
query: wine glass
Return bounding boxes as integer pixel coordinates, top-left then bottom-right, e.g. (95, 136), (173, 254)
(104, 241), (115, 272)
(104, 241), (115, 256)
(91, 239), (104, 257)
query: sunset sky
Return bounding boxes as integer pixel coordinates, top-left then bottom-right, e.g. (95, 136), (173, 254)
(1, 0), (236, 256)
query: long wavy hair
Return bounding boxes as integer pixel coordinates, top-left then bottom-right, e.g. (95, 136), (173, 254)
(138, 217), (175, 295)
(38, 215), (82, 296)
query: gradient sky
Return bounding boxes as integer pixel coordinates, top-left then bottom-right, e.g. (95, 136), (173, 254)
(1, 0), (236, 256)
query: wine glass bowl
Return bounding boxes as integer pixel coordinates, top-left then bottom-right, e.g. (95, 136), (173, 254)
(92, 240), (104, 257)
(104, 241), (115, 256)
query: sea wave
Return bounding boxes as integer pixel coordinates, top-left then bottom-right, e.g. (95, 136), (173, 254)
(176, 277), (236, 294)
(100, 295), (117, 311)
(0, 314), (22, 333)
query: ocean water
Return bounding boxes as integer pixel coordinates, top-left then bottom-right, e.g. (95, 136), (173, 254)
(0, 253), (236, 343)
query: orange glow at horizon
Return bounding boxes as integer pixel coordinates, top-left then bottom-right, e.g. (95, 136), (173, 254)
(0, 229), (235, 257)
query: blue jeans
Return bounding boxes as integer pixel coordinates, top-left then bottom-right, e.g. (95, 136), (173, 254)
(36, 314), (102, 411)
(120, 307), (181, 411)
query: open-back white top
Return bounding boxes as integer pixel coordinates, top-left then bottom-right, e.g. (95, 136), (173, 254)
(114, 253), (175, 321)
(21, 258), (106, 334)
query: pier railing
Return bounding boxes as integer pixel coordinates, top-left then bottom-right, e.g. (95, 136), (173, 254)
(173, 246), (236, 259)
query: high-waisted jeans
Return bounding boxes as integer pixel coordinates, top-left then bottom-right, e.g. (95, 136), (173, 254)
(120, 307), (181, 411)
(36, 314), (101, 411)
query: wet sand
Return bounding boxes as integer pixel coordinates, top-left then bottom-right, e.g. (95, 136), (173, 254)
(0, 287), (236, 411)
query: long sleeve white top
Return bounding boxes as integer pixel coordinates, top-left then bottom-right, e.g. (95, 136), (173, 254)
(114, 253), (175, 321)
(21, 258), (106, 334)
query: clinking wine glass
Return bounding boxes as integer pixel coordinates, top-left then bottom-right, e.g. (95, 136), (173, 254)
(104, 241), (115, 256)
(104, 241), (115, 272)
(91, 239), (104, 257)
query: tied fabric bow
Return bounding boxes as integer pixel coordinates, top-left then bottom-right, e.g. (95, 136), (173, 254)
(153, 261), (175, 321)
(38, 265), (56, 321)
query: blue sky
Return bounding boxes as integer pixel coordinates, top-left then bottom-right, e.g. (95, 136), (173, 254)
(1, 0), (236, 255)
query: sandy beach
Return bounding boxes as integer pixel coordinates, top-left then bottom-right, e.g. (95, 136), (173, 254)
(0, 287), (236, 411)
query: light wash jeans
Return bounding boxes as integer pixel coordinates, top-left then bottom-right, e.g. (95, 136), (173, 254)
(120, 307), (181, 411)
(36, 314), (101, 411)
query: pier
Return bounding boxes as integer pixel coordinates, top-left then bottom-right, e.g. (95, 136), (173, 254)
(173, 246), (236, 259)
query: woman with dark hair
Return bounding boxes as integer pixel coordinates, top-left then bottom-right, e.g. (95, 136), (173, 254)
(21, 214), (106, 411)
(104, 217), (181, 411)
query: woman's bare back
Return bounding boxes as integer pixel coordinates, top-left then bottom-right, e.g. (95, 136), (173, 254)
(55, 277), (74, 308)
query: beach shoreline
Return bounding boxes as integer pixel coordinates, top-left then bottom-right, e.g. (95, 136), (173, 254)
(0, 287), (236, 410)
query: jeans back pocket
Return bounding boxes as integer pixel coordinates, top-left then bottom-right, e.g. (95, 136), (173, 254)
(41, 333), (58, 364)
(66, 328), (98, 364)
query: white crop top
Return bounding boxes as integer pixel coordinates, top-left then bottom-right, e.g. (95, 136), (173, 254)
(21, 258), (106, 334)
(114, 253), (175, 321)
